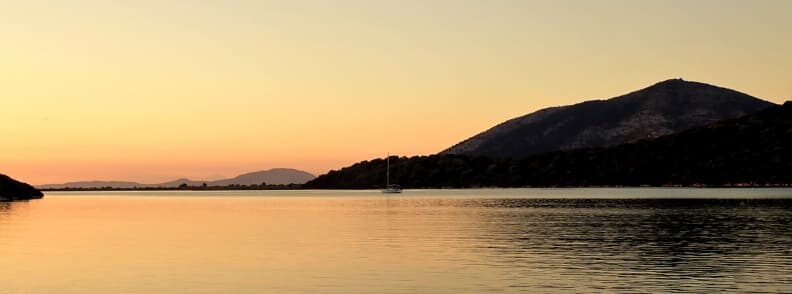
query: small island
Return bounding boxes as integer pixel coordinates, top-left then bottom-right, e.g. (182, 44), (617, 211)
(0, 174), (44, 201)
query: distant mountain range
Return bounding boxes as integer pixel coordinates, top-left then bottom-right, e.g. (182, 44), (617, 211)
(306, 101), (791, 188)
(37, 168), (316, 189)
(442, 79), (775, 158)
(0, 173), (44, 200)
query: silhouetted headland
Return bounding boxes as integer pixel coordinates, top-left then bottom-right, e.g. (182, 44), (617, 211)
(0, 174), (44, 201)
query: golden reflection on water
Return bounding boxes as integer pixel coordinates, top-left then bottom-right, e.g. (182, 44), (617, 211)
(1, 191), (792, 293)
(1, 195), (498, 293)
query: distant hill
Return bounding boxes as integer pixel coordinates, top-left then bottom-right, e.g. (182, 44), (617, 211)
(442, 79), (775, 158)
(207, 169), (316, 186)
(306, 101), (792, 188)
(0, 173), (44, 200)
(37, 168), (316, 189)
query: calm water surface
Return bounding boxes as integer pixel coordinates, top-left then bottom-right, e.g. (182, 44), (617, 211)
(1, 189), (791, 293)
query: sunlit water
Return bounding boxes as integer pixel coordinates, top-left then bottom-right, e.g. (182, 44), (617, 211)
(2, 189), (792, 293)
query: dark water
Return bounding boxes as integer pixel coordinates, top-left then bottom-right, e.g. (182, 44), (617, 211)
(1, 189), (791, 293)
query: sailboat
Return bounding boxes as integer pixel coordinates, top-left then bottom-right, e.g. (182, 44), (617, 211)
(382, 154), (402, 194)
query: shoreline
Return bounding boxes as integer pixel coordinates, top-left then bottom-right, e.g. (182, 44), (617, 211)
(40, 184), (792, 192)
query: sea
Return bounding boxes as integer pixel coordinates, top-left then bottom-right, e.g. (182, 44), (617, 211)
(1, 188), (791, 293)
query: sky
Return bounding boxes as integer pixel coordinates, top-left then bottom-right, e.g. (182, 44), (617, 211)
(1, 0), (790, 184)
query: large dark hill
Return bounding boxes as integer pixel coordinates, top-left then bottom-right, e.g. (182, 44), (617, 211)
(442, 79), (775, 158)
(0, 174), (44, 200)
(306, 101), (792, 188)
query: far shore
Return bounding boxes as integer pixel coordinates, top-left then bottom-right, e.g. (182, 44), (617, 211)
(40, 183), (792, 192)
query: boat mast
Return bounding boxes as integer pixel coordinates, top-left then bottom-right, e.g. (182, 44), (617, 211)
(386, 153), (390, 187)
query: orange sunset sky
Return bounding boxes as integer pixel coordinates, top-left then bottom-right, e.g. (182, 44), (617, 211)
(2, 1), (790, 184)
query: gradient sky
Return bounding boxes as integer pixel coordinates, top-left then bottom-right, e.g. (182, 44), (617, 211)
(2, 0), (791, 184)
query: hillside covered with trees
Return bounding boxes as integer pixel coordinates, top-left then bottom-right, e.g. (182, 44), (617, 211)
(306, 102), (792, 188)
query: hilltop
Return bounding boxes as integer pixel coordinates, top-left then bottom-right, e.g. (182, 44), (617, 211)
(442, 79), (775, 158)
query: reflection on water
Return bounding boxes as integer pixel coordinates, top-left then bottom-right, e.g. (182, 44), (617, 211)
(1, 190), (791, 293)
(461, 199), (792, 292)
